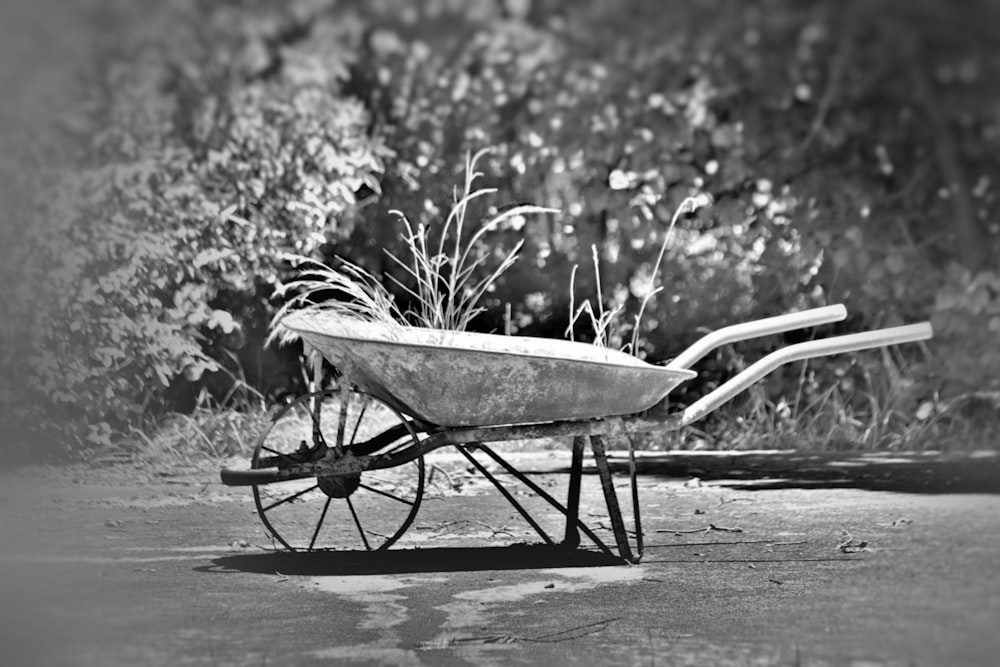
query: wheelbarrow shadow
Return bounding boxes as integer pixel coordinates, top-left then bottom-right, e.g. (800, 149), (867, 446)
(595, 450), (1000, 494)
(202, 544), (623, 577)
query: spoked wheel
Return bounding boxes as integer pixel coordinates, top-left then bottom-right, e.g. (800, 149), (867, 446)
(251, 388), (425, 552)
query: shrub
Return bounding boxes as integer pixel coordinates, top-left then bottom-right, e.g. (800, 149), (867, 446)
(3, 1), (390, 447)
(5, 0), (996, 453)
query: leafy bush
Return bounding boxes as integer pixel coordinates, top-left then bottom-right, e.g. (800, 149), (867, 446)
(931, 266), (1000, 396)
(342, 0), (997, 415)
(3, 1), (390, 447)
(4, 0), (996, 453)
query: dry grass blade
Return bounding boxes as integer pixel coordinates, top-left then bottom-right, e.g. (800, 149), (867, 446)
(565, 194), (711, 355)
(629, 193), (713, 353)
(267, 253), (404, 345)
(566, 247), (626, 349)
(383, 148), (556, 330)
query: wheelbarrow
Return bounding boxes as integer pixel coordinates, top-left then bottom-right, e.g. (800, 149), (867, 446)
(221, 304), (932, 562)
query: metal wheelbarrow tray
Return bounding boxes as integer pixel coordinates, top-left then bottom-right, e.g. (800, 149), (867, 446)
(281, 311), (697, 427)
(221, 305), (932, 563)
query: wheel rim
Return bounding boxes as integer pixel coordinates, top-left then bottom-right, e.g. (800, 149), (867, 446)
(251, 389), (425, 552)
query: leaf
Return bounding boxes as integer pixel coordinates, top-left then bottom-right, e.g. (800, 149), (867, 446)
(885, 253), (906, 275)
(193, 248), (234, 269)
(915, 401), (935, 421)
(183, 359), (218, 382)
(153, 365), (171, 388)
(207, 309), (238, 333)
(608, 169), (632, 190)
(832, 247), (852, 269)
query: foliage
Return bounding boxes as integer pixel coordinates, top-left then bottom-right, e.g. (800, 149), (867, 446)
(930, 265), (1000, 396)
(566, 194), (713, 353)
(339, 0), (997, 425)
(3, 1), (391, 447)
(270, 149), (556, 342)
(270, 254), (405, 338)
(135, 406), (272, 464)
(4, 0), (997, 452)
(339, 0), (837, 364)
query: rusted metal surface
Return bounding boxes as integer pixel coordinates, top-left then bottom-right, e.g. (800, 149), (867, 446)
(282, 312), (696, 427)
(253, 409), (687, 485)
(221, 405), (688, 487)
(589, 434), (635, 562)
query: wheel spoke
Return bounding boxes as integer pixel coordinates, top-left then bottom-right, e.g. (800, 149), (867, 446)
(349, 397), (371, 445)
(335, 386), (351, 450)
(306, 409), (327, 450)
(261, 484), (318, 513)
(251, 389), (425, 552)
(346, 496), (371, 551)
(358, 483), (415, 506)
(308, 497), (333, 551)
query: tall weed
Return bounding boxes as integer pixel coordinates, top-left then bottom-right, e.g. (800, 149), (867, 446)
(268, 254), (405, 345)
(272, 149), (556, 336)
(384, 149), (557, 330)
(566, 193), (713, 354)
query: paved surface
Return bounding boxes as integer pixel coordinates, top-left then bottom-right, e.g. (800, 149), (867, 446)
(1, 450), (999, 666)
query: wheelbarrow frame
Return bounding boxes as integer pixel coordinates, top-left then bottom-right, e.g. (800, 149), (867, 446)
(221, 305), (932, 563)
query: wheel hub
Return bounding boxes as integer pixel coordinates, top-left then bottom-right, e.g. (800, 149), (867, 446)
(317, 473), (361, 498)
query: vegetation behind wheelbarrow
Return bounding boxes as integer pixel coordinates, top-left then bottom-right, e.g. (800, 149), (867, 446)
(1, 0), (997, 457)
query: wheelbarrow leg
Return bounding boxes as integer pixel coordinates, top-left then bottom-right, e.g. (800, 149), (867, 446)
(590, 435), (636, 563)
(562, 435), (586, 549)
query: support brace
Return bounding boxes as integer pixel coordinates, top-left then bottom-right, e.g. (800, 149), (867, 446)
(590, 435), (637, 563)
(563, 435), (586, 549)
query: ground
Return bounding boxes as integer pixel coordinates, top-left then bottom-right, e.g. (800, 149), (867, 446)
(1, 449), (998, 666)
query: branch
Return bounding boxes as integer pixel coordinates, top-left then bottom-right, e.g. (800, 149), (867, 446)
(902, 34), (986, 270)
(802, 3), (857, 151)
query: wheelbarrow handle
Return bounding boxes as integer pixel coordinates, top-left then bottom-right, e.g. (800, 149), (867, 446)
(680, 322), (933, 426)
(665, 304), (848, 370)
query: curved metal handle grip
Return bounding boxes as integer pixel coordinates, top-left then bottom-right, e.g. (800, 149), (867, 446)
(680, 322), (933, 426)
(665, 304), (848, 370)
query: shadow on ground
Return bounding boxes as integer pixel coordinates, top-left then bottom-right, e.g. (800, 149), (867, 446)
(589, 451), (1000, 494)
(201, 544), (623, 576)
